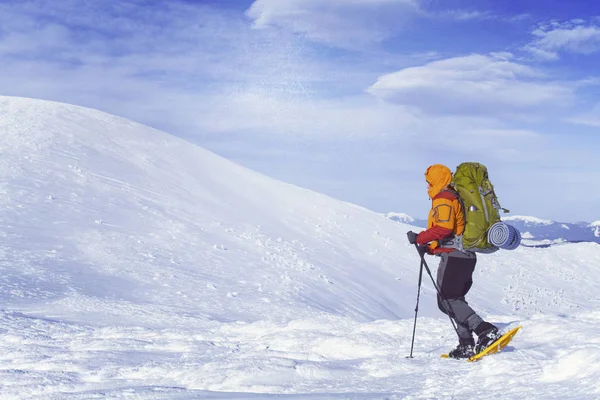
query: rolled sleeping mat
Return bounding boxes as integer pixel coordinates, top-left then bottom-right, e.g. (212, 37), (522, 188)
(506, 227), (521, 250)
(488, 222), (521, 250)
(487, 222), (510, 247)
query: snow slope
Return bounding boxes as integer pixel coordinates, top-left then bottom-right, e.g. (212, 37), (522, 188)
(1, 96), (600, 399)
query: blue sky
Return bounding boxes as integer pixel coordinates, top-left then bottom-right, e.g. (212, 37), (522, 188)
(1, 0), (599, 222)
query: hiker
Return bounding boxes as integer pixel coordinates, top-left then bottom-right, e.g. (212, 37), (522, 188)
(406, 164), (501, 359)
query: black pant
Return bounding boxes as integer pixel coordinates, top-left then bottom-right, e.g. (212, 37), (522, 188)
(436, 250), (483, 341)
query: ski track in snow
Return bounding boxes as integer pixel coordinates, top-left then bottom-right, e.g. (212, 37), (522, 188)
(1, 97), (600, 399)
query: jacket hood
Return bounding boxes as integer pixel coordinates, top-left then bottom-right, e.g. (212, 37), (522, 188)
(425, 164), (452, 199)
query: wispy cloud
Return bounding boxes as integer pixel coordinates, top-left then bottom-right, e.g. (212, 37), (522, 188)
(0, 0), (325, 138)
(568, 103), (600, 127)
(429, 9), (495, 21)
(246, 0), (508, 50)
(525, 20), (600, 60)
(367, 53), (574, 115)
(189, 92), (423, 140)
(246, 0), (421, 49)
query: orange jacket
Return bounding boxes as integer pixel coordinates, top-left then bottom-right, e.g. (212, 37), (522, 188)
(416, 164), (465, 254)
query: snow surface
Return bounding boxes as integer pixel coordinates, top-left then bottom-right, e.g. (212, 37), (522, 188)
(2, 96), (600, 399)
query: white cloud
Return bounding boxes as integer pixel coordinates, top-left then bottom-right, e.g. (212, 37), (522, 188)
(367, 53), (574, 115)
(465, 128), (539, 138)
(526, 21), (600, 60)
(246, 0), (420, 49)
(525, 47), (559, 61)
(246, 0), (502, 49)
(571, 117), (600, 127)
(568, 104), (600, 127)
(430, 9), (494, 21)
(195, 91), (422, 140)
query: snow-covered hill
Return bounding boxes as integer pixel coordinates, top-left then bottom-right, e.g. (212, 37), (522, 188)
(1, 96), (600, 399)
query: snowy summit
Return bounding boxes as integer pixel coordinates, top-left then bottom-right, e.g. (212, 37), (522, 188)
(385, 212), (415, 224)
(591, 221), (600, 237)
(502, 215), (554, 226)
(1, 96), (600, 399)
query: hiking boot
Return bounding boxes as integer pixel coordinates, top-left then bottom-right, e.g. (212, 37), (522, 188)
(448, 338), (475, 359)
(474, 322), (502, 354)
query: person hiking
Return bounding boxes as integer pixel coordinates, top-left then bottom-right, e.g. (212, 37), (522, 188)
(406, 164), (501, 359)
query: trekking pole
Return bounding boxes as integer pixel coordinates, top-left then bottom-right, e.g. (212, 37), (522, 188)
(413, 244), (462, 342)
(407, 250), (424, 358)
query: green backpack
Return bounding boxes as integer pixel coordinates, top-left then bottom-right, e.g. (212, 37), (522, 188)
(451, 162), (509, 253)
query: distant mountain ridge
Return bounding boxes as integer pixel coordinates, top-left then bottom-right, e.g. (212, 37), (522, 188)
(385, 212), (427, 227)
(387, 213), (600, 244)
(503, 216), (600, 244)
